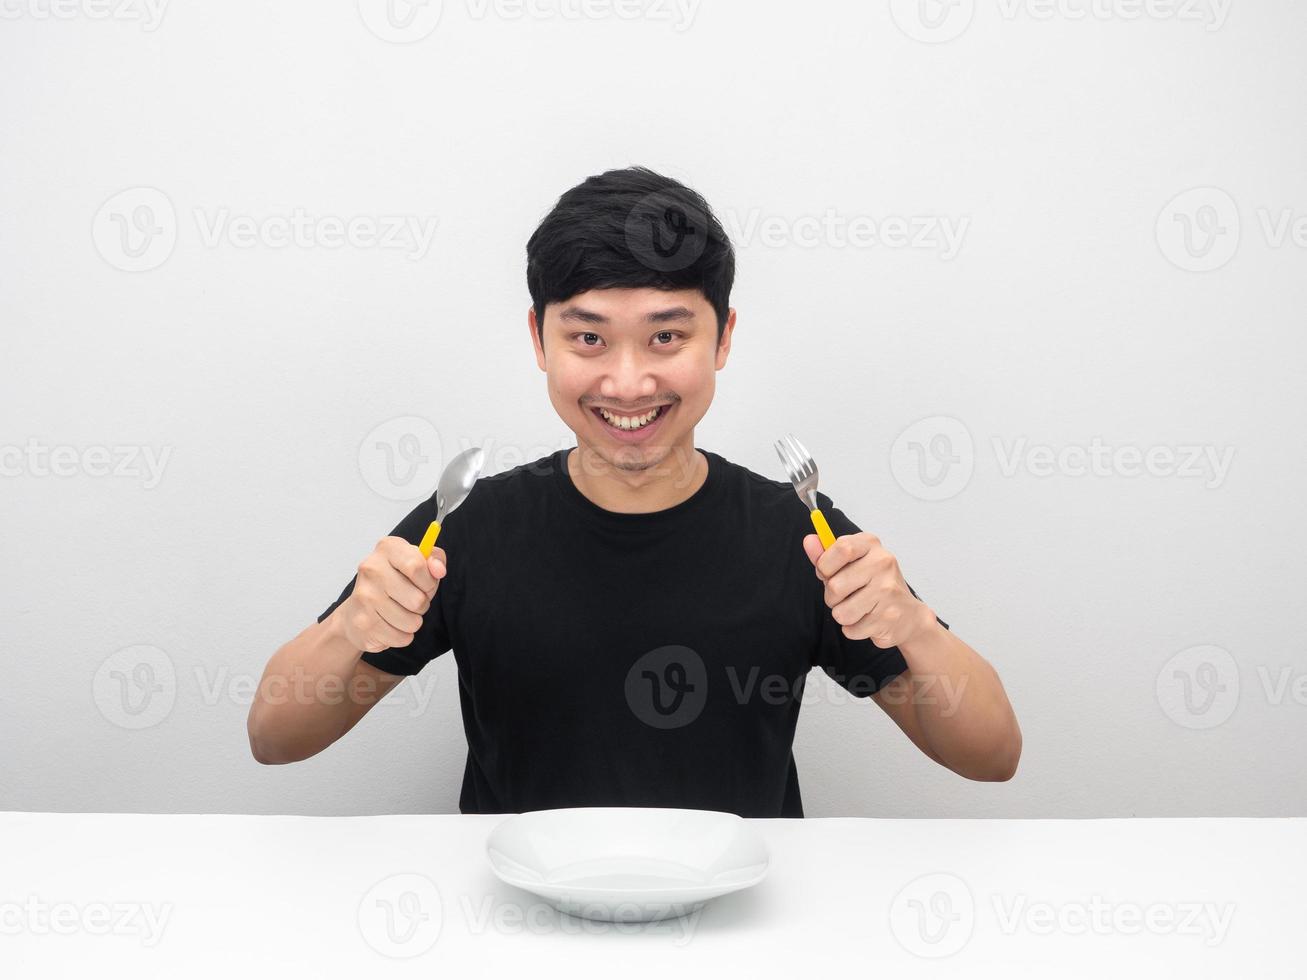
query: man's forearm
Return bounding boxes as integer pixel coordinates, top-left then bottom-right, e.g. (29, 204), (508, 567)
(246, 611), (379, 765)
(899, 610), (1022, 781)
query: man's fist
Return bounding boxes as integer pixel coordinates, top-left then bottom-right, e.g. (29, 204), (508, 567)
(803, 531), (930, 649)
(338, 536), (447, 654)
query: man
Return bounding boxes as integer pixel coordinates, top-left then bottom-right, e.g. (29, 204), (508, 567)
(246, 166), (1021, 817)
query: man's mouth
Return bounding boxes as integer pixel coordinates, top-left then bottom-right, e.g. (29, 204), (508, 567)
(589, 404), (670, 432)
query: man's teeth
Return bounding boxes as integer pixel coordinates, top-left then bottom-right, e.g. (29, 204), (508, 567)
(598, 405), (663, 430)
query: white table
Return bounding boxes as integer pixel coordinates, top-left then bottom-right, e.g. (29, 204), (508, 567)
(1, 812), (1301, 978)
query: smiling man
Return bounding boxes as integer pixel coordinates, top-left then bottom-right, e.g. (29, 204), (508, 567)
(247, 166), (1021, 816)
(541, 289), (714, 514)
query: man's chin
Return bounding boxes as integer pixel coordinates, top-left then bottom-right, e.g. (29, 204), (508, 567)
(574, 436), (665, 473)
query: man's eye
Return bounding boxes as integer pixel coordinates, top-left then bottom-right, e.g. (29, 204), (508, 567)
(573, 332), (681, 347)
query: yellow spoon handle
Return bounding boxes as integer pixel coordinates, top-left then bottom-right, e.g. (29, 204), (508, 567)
(418, 520), (442, 558)
(810, 509), (836, 549)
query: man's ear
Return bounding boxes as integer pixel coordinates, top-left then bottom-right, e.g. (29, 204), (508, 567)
(528, 307), (546, 370)
(715, 307), (736, 370)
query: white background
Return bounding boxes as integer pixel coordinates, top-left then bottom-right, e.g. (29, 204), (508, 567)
(2, 0), (1304, 817)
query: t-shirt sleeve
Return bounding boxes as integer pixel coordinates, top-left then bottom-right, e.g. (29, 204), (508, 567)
(809, 490), (950, 698)
(316, 494), (457, 677)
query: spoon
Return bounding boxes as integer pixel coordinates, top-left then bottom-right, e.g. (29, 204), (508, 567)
(418, 446), (485, 558)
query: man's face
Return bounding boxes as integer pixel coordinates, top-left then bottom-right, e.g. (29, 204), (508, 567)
(529, 286), (735, 480)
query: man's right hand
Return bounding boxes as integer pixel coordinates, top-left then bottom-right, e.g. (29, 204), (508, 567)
(338, 536), (447, 653)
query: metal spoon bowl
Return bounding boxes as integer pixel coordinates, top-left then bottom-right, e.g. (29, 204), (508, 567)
(418, 446), (484, 558)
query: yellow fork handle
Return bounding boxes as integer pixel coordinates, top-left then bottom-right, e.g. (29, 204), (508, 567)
(810, 508), (836, 549)
(418, 520), (442, 558)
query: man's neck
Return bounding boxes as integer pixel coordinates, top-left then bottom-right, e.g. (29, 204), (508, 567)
(566, 444), (707, 514)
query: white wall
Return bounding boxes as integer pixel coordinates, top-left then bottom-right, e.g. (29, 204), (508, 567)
(2, 0), (1303, 817)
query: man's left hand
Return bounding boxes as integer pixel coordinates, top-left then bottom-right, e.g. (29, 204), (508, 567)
(803, 531), (932, 649)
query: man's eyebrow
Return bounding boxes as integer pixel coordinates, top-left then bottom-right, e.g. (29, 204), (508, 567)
(557, 305), (697, 325)
(647, 306), (696, 324)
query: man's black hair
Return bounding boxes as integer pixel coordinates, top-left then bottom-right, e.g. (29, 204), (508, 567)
(526, 166), (735, 350)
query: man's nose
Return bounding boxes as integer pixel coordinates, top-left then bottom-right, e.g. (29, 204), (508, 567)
(601, 346), (659, 399)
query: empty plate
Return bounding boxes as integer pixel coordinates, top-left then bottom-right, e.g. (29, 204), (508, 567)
(485, 806), (769, 922)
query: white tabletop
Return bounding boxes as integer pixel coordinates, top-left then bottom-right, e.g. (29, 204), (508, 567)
(1, 812), (1300, 978)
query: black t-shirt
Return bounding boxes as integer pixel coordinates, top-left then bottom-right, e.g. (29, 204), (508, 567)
(318, 446), (949, 817)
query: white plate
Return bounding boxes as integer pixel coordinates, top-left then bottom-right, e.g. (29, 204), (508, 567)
(485, 806), (769, 922)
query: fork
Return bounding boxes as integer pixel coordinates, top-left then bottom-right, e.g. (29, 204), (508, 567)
(773, 433), (836, 549)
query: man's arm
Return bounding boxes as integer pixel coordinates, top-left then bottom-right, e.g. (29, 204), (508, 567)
(803, 529), (1020, 781)
(872, 614), (1022, 781)
(246, 609), (404, 765)
(247, 536), (446, 764)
